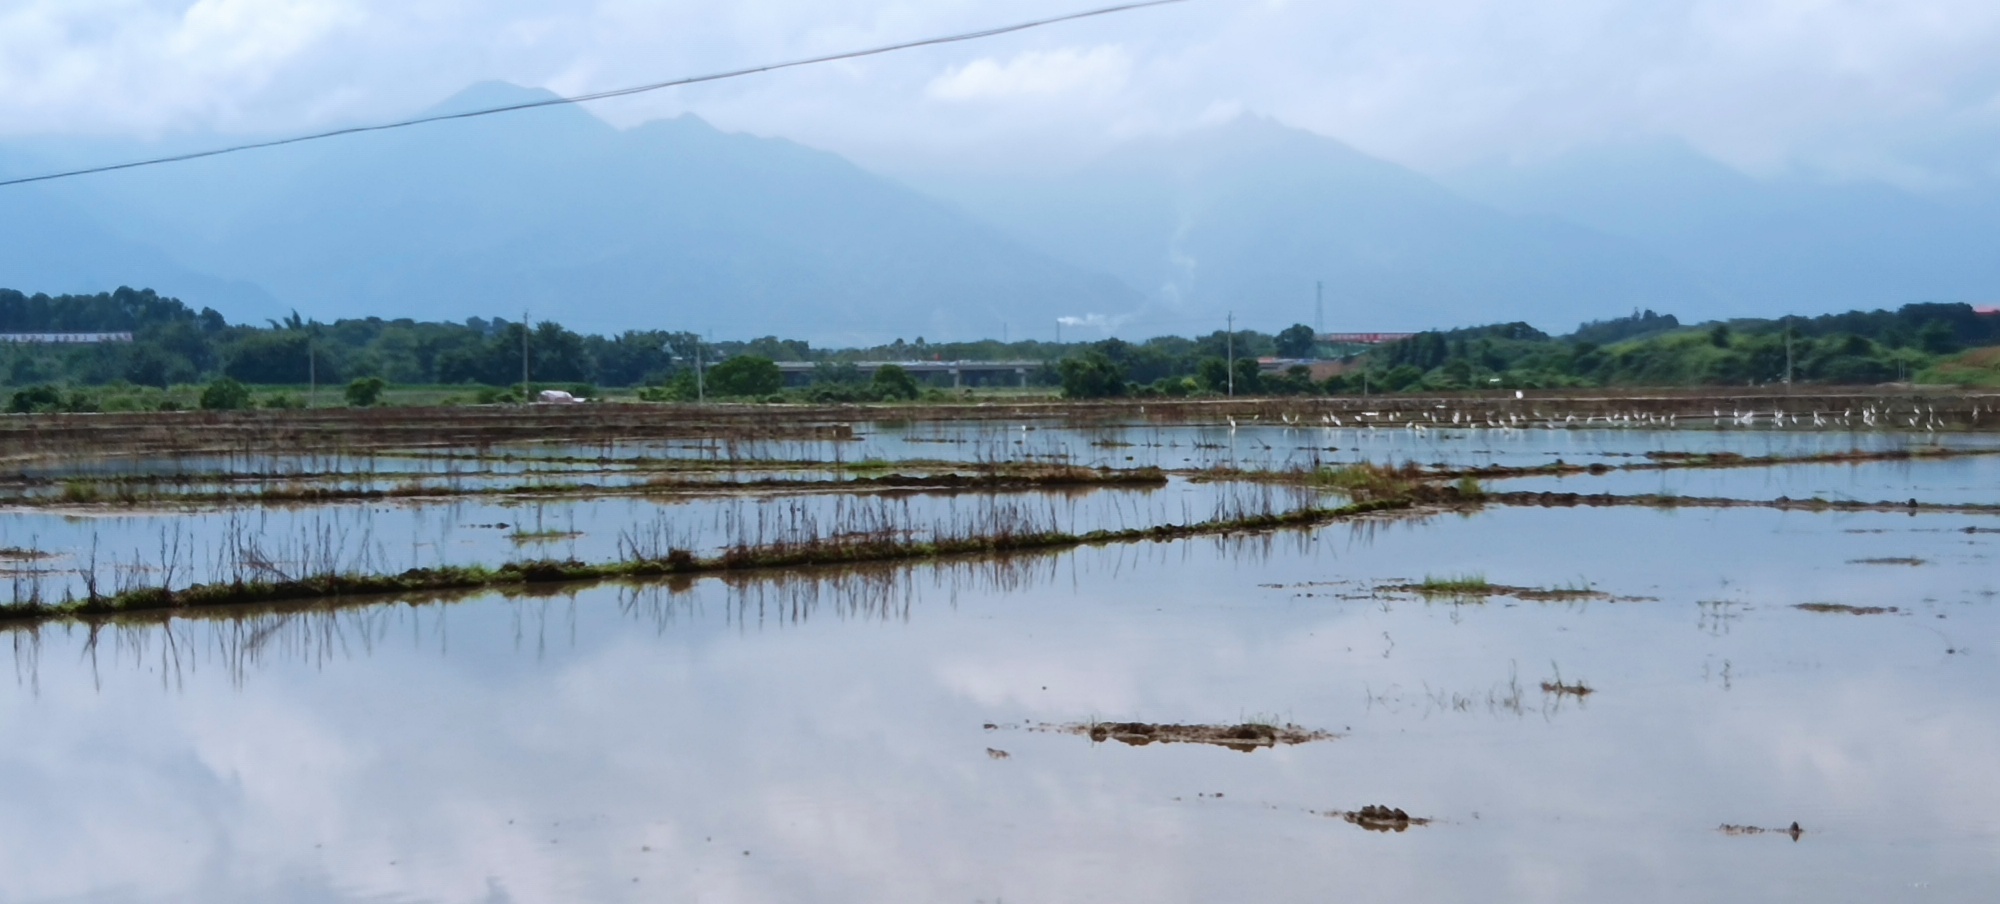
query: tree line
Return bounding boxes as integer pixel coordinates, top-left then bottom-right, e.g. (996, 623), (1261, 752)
(1, 287), (1993, 407)
(1054, 304), (1998, 398)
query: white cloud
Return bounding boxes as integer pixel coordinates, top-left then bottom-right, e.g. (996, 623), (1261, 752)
(169, 0), (362, 69)
(925, 44), (1130, 102)
(1056, 313), (1130, 335)
(3, 0), (2000, 183)
(0, 0), (364, 135)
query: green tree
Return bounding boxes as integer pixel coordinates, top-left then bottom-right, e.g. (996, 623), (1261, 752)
(530, 321), (596, 382)
(1377, 365), (1425, 392)
(199, 377), (252, 410)
(1918, 320), (1961, 355)
(1196, 357), (1230, 393)
(871, 364), (920, 400)
(1264, 364), (1317, 395)
(593, 330), (677, 387)
(742, 335), (812, 361)
(224, 331), (324, 384)
(705, 355), (783, 397)
(1274, 324), (1319, 358)
(123, 345), (194, 389)
(1439, 357), (1474, 387)
(812, 361), (865, 386)
(1057, 351), (1127, 399)
(1232, 357), (1264, 394)
(344, 376), (387, 407)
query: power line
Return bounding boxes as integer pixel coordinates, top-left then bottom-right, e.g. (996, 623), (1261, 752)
(0, 0), (1189, 190)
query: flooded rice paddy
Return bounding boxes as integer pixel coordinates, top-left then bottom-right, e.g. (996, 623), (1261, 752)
(0, 480), (1286, 599)
(1489, 453), (2000, 506)
(2, 406), (1996, 902)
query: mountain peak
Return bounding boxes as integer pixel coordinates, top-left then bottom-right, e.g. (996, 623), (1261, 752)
(424, 81), (567, 117)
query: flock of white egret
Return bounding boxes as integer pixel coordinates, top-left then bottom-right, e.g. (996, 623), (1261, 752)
(1208, 400), (1992, 435)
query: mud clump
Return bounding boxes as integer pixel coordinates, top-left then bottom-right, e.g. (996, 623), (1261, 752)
(1645, 451), (1745, 463)
(1511, 587), (1641, 602)
(1795, 603), (1899, 616)
(1540, 680), (1594, 698)
(1721, 821), (1804, 841)
(1847, 557), (1926, 566)
(1378, 581), (1618, 603)
(1074, 721), (1334, 752)
(851, 466), (1166, 491)
(1337, 805), (1431, 833)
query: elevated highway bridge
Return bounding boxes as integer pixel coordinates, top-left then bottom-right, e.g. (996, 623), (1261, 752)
(773, 360), (1042, 388)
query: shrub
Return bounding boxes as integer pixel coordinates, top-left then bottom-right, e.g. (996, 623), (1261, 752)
(1058, 351), (1127, 399)
(344, 376), (387, 407)
(705, 355), (783, 397)
(872, 364), (920, 401)
(800, 383), (868, 403)
(7, 385), (64, 414)
(6, 385), (97, 413)
(199, 377), (252, 411)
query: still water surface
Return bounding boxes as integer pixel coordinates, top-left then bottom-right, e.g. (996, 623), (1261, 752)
(2, 498), (1994, 902)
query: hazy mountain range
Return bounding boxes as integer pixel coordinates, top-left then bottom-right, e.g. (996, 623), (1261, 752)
(914, 117), (1710, 334)
(2, 82), (1993, 342)
(1440, 143), (2000, 316)
(0, 83), (1138, 343)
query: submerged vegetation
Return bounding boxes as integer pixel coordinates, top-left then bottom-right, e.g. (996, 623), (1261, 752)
(1411, 574), (1493, 597)
(11, 462), (1170, 510)
(1310, 462), (1427, 502)
(1381, 576), (1612, 602)
(0, 491), (1416, 624)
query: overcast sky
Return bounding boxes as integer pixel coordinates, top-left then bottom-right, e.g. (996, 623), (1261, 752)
(4, 0), (2000, 186)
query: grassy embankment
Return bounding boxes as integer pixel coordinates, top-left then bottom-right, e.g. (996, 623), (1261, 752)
(1920, 346), (2000, 388)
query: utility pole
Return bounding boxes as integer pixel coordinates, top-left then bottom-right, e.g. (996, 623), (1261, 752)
(695, 341), (705, 404)
(1315, 281), (1324, 335)
(521, 309), (531, 403)
(307, 333), (316, 409)
(1055, 318), (1062, 345)
(1226, 311), (1235, 398)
